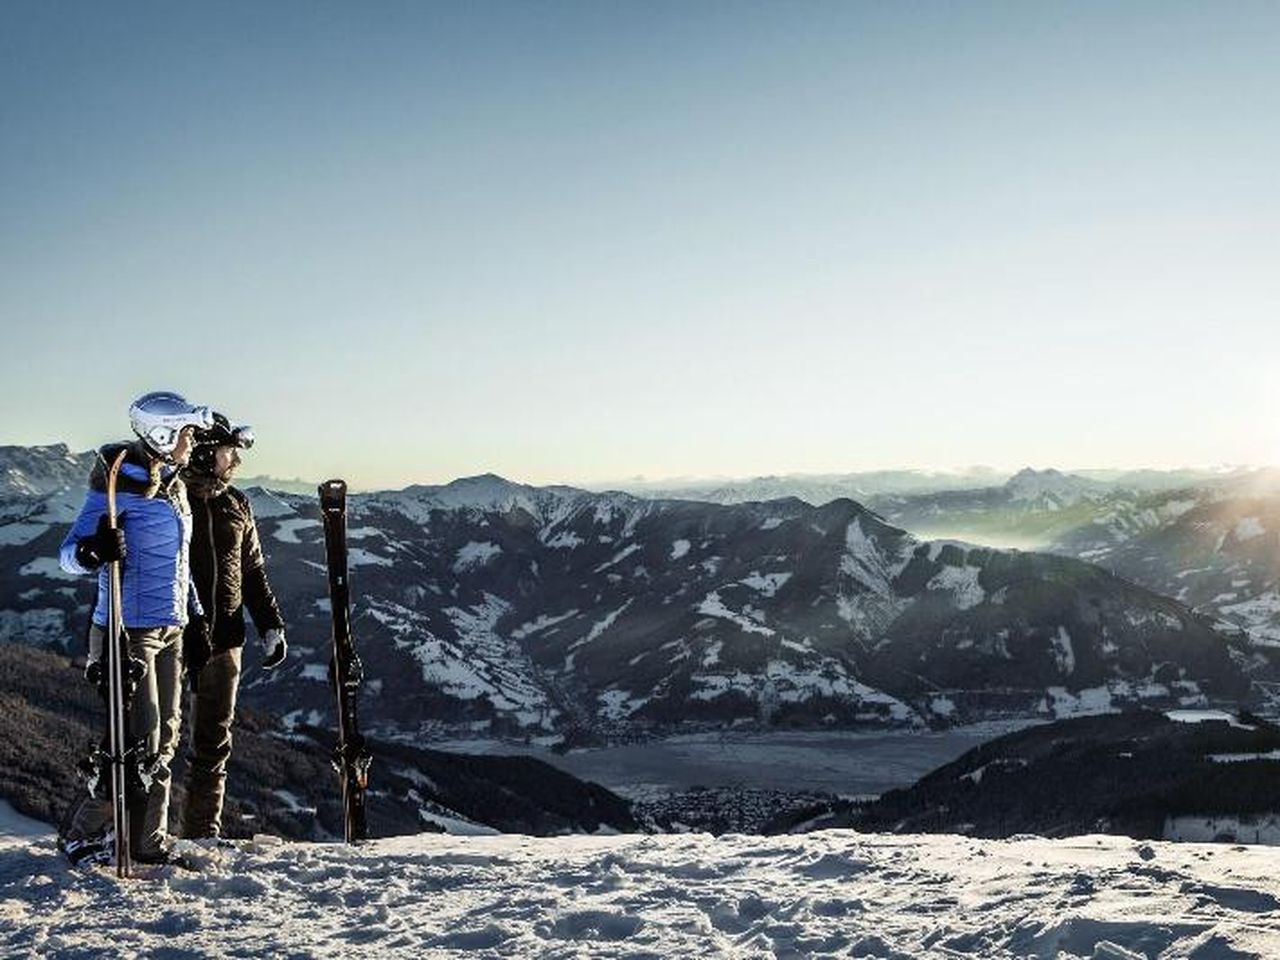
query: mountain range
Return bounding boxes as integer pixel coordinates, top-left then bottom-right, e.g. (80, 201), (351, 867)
(2, 446), (1272, 745)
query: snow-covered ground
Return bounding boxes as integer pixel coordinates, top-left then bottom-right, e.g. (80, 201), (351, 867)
(3, 805), (1279, 958)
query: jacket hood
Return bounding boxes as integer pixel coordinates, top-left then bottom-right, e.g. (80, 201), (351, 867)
(89, 440), (172, 498)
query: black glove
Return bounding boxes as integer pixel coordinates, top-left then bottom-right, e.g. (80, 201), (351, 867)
(84, 649), (146, 692)
(183, 617), (212, 691)
(75, 513), (127, 570)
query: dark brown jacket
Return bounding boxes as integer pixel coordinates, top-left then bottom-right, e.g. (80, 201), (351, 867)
(188, 483), (285, 650)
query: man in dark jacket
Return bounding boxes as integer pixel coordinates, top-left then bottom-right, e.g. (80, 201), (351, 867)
(181, 411), (287, 839)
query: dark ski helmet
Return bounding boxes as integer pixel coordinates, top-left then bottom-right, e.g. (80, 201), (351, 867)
(189, 411), (255, 473)
(129, 391), (215, 460)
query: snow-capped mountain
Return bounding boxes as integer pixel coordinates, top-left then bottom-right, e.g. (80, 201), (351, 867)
(866, 467), (1120, 548)
(1, 451), (1267, 742)
(0, 444), (94, 498)
(250, 479), (1262, 738)
(1050, 491), (1280, 650)
(1002, 467), (1110, 505)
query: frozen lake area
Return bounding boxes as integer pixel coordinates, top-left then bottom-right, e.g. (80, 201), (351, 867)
(434, 722), (1039, 799)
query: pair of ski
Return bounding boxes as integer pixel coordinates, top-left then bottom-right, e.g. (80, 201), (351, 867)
(70, 466), (371, 877)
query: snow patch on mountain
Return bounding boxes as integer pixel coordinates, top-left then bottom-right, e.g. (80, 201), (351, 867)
(689, 659), (916, 722)
(582, 600), (633, 646)
(597, 688), (650, 721)
(670, 539), (691, 560)
(453, 541), (502, 573)
(840, 518), (912, 595)
(0, 522), (49, 547)
(1051, 625), (1076, 675)
(1235, 516), (1266, 541)
(18, 558), (76, 581)
(542, 529), (584, 549)
(739, 571), (792, 597)
(1044, 685), (1118, 717)
(1041, 678), (1204, 719)
(927, 563), (986, 611)
(422, 474), (539, 514)
(697, 592), (775, 636)
(245, 487), (298, 519)
(348, 547), (393, 568)
(1005, 467), (1104, 505)
(1162, 498), (1199, 519)
(1219, 591), (1280, 645)
(594, 544), (641, 573)
(372, 594), (555, 725)
(272, 518), (321, 544)
(510, 609), (578, 640)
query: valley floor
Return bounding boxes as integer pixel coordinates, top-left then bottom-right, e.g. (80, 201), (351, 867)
(432, 722), (1038, 799)
(3, 803), (1279, 958)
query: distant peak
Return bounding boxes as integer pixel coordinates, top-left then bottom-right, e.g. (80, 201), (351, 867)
(447, 473), (519, 489)
(1005, 467), (1100, 502)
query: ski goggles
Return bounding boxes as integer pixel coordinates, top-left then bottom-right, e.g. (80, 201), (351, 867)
(134, 398), (216, 450)
(139, 419), (212, 453)
(230, 424), (255, 449)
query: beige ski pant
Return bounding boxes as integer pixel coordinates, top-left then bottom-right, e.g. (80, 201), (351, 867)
(66, 624), (183, 857)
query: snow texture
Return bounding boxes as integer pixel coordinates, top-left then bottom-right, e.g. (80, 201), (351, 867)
(926, 563), (986, 611)
(0, 521), (49, 546)
(453, 540), (503, 573)
(739, 571), (792, 597)
(272, 518), (322, 544)
(347, 547), (393, 568)
(1051, 625), (1077, 676)
(697, 592), (775, 636)
(18, 557), (77, 581)
(1235, 517), (1266, 542)
(3, 818), (1279, 958)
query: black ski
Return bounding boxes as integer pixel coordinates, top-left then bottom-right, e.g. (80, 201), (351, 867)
(103, 449), (132, 876)
(60, 449), (139, 874)
(318, 479), (371, 842)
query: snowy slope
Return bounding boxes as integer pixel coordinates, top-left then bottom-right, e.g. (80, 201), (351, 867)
(2, 814), (1278, 958)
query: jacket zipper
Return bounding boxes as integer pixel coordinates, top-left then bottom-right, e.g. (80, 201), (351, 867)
(206, 500), (218, 642)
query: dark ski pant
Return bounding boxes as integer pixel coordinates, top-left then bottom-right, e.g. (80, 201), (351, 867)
(182, 646), (242, 838)
(67, 624), (183, 858)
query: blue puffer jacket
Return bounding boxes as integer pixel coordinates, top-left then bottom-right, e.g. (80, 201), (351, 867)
(59, 441), (200, 629)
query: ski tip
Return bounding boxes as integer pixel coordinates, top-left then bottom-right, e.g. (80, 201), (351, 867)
(318, 479), (348, 505)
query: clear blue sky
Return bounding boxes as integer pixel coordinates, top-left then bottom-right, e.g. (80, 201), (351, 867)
(2, 1), (1277, 489)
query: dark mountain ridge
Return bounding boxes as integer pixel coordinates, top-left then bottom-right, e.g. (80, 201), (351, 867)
(0, 643), (634, 838)
(843, 710), (1280, 842)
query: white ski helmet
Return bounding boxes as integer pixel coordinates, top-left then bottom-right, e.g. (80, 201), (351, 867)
(128, 391), (215, 459)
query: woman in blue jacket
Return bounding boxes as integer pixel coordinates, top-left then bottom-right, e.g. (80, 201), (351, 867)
(58, 391), (213, 865)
